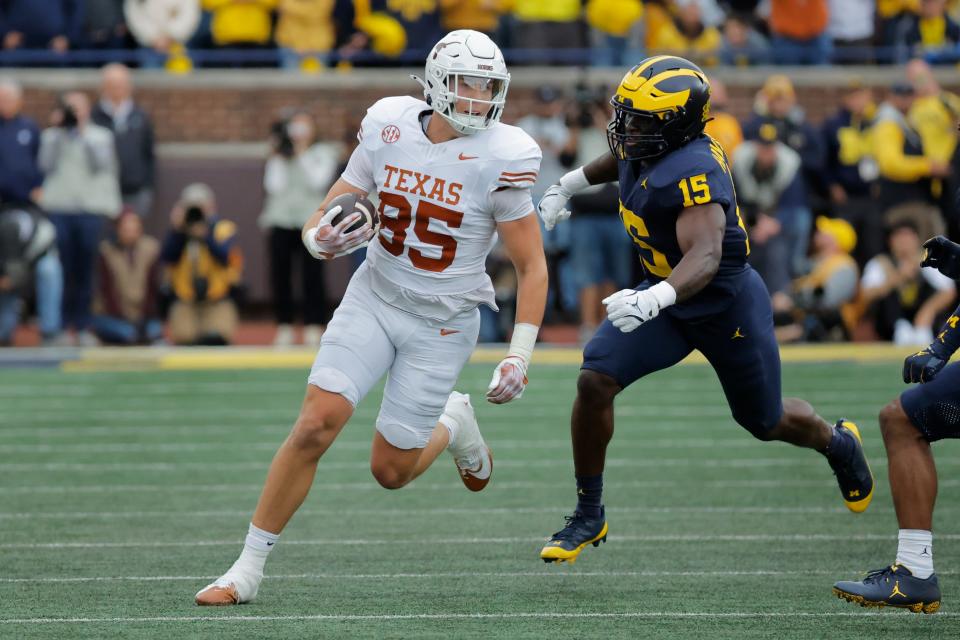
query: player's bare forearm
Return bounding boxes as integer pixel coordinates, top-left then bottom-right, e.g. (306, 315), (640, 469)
(582, 153), (619, 186)
(514, 261), (548, 326)
(301, 178), (368, 236)
(668, 202), (725, 302)
(498, 214), (548, 326)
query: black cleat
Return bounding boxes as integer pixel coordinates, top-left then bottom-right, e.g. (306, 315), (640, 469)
(540, 508), (608, 564)
(827, 420), (874, 513)
(834, 564), (941, 614)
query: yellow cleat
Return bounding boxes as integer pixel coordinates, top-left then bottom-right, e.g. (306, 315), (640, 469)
(540, 510), (608, 564)
(828, 420), (875, 514)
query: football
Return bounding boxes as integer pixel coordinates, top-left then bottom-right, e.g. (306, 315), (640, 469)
(326, 192), (379, 234)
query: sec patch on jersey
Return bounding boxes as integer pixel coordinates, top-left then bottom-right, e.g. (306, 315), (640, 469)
(327, 192), (379, 233)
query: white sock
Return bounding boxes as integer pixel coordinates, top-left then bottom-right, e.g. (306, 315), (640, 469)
(230, 523), (278, 577)
(896, 529), (934, 579)
(439, 414), (457, 449)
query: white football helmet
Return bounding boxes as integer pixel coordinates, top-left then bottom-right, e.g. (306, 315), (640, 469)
(413, 30), (510, 136)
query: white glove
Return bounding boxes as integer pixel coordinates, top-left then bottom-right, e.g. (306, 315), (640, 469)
(303, 205), (375, 260)
(603, 282), (676, 333)
(486, 355), (528, 404)
(537, 184), (572, 231)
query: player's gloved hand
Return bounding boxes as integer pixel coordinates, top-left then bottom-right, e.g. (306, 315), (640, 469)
(903, 343), (951, 383)
(921, 235), (960, 279)
(486, 356), (528, 404)
(537, 184), (572, 231)
(603, 286), (673, 333)
(303, 206), (374, 260)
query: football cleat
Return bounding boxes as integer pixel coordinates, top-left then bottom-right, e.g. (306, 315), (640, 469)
(195, 570), (261, 606)
(834, 564), (941, 614)
(827, 420), (874, 513)
(540, 508), (608, 564)
(443, 391), (493, 492)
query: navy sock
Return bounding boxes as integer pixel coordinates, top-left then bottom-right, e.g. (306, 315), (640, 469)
(822, 425), (855, 461)
(575, 474), (603, 518)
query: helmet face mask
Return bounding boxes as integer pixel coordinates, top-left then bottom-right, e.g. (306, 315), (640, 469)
(439, 72), (508, 133)
(415, 30), (510, 136)
(607, 108), (681, 161)
(606, 55), (711, 162)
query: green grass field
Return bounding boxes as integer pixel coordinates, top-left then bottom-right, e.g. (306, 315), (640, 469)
(2, 359), (959, 639)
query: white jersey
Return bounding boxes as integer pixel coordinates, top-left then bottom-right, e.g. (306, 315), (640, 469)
(341, 95), (542, 321)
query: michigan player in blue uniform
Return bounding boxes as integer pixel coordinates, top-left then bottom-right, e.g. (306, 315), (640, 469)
(535, 56), (875, 564)
(833, 235), (960, 614)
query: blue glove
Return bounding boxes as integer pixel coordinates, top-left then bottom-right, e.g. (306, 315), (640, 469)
(921, 236), (960, 280)
(903, 343), (950, 383)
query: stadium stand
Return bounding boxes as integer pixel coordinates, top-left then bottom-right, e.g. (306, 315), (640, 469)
(1, 2), (959, 346)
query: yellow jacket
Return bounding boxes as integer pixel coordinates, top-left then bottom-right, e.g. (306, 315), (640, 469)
(584, 0), (643, 36)
(704, 112), (743, 158)
(648, 21), (722, 66)
(440, 0), (511, 32)
(167, 220), (243, 303)
(794, 253), (858, 293)
(513, 0), (580, 22)
(643, 3), (671, 49)
(877, 0), (919, 18)
(276, 0), (336, 52)
(872, 119), (933, 183)
(910, 92), (960, 163)
(202, 0), (279, 46)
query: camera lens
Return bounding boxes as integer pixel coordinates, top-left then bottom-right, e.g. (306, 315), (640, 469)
(184, 206), (205, 224)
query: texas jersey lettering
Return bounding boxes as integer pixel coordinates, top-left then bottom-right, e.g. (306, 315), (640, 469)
(342, 95), (540, 318)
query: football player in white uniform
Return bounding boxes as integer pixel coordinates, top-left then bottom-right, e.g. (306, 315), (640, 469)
(195, 30), (547, 606)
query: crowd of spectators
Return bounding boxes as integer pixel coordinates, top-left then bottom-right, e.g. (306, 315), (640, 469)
(3, 1), (960, 69)
(1, 51), (959, 347)
(740, 66), (959, 346)
(0, 63), (253, 347)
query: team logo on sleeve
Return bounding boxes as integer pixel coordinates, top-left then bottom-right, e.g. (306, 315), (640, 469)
(381, 125), (401, 143)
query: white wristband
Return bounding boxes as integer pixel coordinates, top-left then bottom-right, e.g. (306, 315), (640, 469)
(302, 226), (325, 259)
(507, 323), (538, 364)
(649, 281), (677, 310)
(558, 167), (590, 196)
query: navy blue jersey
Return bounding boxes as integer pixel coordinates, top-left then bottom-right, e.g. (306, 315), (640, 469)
(617, 134), (750, 318)
(902, 362), (960, 442)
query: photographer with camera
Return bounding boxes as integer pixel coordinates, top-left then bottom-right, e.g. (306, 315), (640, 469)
(772, 216), (860, 343)
(259, 111), (338, 347)
(39, 90), (121, 346)
(0, 203), (63, 346)
(161, 183), (243, 346)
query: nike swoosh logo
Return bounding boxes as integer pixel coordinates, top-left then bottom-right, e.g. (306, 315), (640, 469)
(440, 329), (461, 336)
(266, 541), (275, 546)
(458, 153), (478, 160)
(460, 461), (483, 476)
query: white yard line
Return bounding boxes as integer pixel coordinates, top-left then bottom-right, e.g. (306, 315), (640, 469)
(0, 439), (799, 454)
(16, 477), (911, 494)
(0, 457), (883, 472)
(0, 404), (891, 423)
(4, 568), (958, 584)
(4, 533), (960, 550)
(0, 505), (905, 520)
(0, 420), (780, 438)
(0, 377), (901, 398)
(1, 611), (957, 624)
